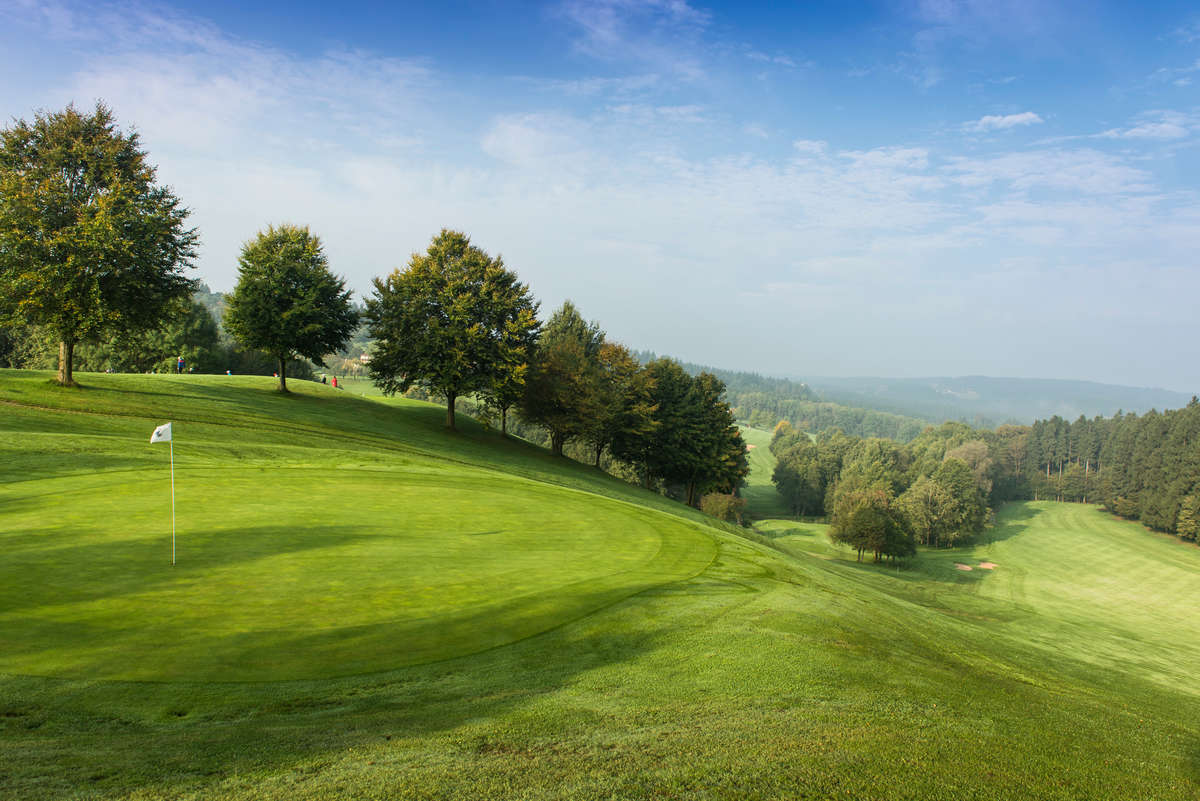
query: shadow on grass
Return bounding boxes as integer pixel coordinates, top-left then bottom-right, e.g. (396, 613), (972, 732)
(1186, 741), (1200, 783)
(977, 501), (1044, 546)
(0, 524), (381, 617)
(0, 595), (677, 800)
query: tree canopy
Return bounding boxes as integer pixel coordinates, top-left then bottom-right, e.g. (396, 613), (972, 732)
(521, 301), (605, 455)
(0, 102), (198, 384)
(366, 229), (539, 429)
(224, 224), (357, 392)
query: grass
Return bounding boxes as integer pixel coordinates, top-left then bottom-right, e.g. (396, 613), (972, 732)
(2, 370), (1199, 800)
(737, 426), (790, 519)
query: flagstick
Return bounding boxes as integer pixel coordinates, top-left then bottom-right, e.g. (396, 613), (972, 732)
(170, 439), (176, 566)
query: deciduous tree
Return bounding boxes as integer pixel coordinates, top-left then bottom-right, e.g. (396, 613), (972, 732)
(581, 342), (657, 467)
(366, 229), (538, 428)
(0, 102), (198, 385)
(225, 224), (357, 392)
(521, 301), (603, 455)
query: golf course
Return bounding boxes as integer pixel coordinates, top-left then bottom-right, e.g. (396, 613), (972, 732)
(2, 370), (1199, 800)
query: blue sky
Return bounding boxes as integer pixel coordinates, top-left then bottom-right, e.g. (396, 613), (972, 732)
(3, 0), (1199, 391)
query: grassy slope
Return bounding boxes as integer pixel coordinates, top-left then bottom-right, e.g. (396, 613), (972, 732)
(2, 371), (1199, 800)
(737, 426), (790, 519)
(0, 371), (716, 682)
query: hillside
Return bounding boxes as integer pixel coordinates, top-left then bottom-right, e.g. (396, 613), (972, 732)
(809, 374), (1196, 425)
(636, 351), (929, 441)
(2, 370), (1199, 800)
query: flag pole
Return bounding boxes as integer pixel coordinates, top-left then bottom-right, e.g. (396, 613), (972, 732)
(170, 439), (176, 566)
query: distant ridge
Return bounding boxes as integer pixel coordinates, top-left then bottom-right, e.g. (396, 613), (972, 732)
(805, 375), (1197, 426)
(634, 349), (1195, 432)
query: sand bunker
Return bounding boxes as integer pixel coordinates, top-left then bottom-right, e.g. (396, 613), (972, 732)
(954, 563), (973, 571)
(746, 444), (756, 450)
(978, 562), (997, 570)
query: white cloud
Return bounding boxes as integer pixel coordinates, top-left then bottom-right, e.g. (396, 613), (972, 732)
(1094, 110), (1196, 141)
(965, 111), (1043, 132)
(480, 113), (588, 166)
(791, 139), (828, 157)
(943, 149), (1152, 194)
(1099, 123), (1188, 140)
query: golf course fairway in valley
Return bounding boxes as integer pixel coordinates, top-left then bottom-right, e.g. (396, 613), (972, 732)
(2, 370), (1200, 800)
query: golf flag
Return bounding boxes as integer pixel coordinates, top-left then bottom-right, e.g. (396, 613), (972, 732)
(150, 423), (176, 564)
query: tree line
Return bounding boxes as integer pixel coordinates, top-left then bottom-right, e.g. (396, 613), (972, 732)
(770, 422), (989, 561)
(365, 230), (749, 508)
(0, 283), (324, 380)
(0, 103), (746, 512)
(1006, 406), (1200, 541)
(773, 398), (1200, 551)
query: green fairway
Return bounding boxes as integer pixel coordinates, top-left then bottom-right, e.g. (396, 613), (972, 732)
(737, 425), (790, 518)
(2, 370), (1199, 800)
(1, 471), (712, 681)
(0, 371), (714, 682)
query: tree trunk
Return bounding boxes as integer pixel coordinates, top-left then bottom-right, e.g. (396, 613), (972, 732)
(686, 481), (696, 507)
(501, 407), (508, 437)
(550, 431), (565, 456)
(277, 355), (288, 392)
(446, 392), (457, 429)
(593, 444), (603, 468)
(56, 339), (75, 386)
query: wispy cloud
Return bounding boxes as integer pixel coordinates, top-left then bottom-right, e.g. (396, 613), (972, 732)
(899, 0), (1065, 88)
(1097, 110), (1194, 140)
(745, 49), (810, 69)
(555, 0), (711, 80)
(1170, 19), (1200, 43)
(965, 111), (1043, 132)
(1148, 58), (1200, 87)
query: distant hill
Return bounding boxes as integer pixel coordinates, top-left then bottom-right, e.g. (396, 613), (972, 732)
(634, 350), (928, 441)
(634, 348), (1196, 433)
(806, 375), (1197, 425)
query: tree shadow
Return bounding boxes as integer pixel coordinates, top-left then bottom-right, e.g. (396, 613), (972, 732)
(0, 524), (381, 618)
(978, 501), (1044, 546)
(1185, 740), (1200, 783)
(0, 585), (681, 800)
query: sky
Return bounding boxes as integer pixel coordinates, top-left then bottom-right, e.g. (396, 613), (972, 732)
(2, 0), (1199, 391)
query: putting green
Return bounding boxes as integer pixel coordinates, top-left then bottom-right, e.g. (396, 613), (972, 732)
(0, 467), (715, 682)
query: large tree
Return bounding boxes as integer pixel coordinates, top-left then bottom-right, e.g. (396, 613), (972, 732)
(581, 342), (657, 467)
(830, 487), (914, 563)
(521, 301), (604, 455)
(0, 102), (198, 385)
(224, 224), (357, 392)
(612, 358), (747, 504)
(366, 229), (539, 429)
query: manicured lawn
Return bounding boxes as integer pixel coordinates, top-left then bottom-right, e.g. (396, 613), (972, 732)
(737, 425), (790, 519)
(2, 371), (1198, 800)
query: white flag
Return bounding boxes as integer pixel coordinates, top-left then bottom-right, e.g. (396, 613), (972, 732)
(150, 423), (172, 444)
